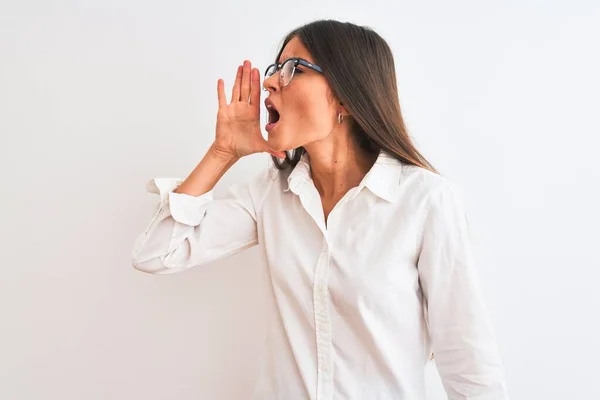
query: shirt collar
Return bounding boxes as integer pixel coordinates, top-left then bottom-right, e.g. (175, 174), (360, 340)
(284, 152), (312, 195)
(284, 150), (403, 203)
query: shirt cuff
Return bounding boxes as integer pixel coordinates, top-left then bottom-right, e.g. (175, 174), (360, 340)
(146, 178), (214, 226)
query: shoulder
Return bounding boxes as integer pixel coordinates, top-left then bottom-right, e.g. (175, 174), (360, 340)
(398, 163), (465, 211)
(244, 161), (288, 209)
(397, 165), (472, 246)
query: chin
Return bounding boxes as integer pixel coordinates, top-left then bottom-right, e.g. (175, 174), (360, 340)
(268, 128), (304, 153)
(267, 137), (287, 153)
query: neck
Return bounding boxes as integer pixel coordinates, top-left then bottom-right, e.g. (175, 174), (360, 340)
(304, 139), (377, 200)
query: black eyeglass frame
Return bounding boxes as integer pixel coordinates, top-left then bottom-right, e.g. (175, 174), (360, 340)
(264, 57), (323, 88)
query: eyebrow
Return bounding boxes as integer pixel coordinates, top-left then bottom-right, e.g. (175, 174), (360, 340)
(277, 56), (313, 65)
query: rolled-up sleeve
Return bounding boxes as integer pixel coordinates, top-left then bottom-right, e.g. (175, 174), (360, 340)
(131, 173), (264, 275)
(417, 180), (509, 399)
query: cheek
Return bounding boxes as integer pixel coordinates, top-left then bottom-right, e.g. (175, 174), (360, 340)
(288, 92), (334, 133)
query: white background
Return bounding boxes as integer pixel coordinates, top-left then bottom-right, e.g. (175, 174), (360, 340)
(1, 0), (599, 399)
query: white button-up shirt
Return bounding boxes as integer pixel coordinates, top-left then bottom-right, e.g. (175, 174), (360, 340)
(131, 150), (509, 399)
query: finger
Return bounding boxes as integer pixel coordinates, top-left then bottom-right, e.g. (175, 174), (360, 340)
(240, 60), (251, 102)
(250, 68), (261, 109)
(231, 65), (242, 103)
(217, 79), (227, 108)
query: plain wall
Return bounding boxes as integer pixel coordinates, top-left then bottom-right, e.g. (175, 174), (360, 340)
(1, 0), (599, 399)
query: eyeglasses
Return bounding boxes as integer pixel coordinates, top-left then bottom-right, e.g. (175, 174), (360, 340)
(263, 57), (323, 90)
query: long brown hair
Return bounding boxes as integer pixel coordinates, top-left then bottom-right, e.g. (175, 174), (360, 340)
(270, 19), (438, 174)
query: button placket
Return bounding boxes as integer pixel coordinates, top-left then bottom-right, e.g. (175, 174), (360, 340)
(314, 238), (334, 399)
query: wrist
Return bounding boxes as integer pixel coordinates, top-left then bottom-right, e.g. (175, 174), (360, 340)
(208, 143), (240, 164)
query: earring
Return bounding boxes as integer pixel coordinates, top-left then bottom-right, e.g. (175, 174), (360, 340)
(338, 112), (344, 124)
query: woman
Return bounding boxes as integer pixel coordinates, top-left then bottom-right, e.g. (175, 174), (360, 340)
(132, 19), (508, 400)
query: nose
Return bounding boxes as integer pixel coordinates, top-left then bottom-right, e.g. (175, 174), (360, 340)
(262, 72), (279, 93)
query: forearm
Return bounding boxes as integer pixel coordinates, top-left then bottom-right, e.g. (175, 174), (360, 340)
(174, 143), (239, 197)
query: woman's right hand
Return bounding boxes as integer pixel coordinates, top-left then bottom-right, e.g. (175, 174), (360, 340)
(213, 60), (286, 161)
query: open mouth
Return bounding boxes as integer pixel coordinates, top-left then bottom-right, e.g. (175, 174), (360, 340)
(268, 107), (280, 123)
(266, 103), (280, 132)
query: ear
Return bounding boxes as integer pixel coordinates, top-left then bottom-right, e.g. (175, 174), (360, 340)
(338, 101), (350, 117)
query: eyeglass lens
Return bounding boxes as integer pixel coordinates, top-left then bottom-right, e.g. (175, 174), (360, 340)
(265, 59), (296, 87)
